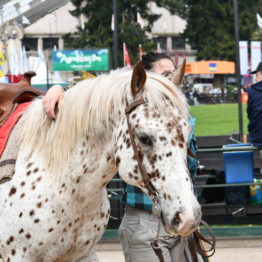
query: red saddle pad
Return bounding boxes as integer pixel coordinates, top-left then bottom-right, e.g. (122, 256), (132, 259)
(0, 102), (31, 157)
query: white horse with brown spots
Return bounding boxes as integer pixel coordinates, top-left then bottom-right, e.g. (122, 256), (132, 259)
(0, 62), (201, 262)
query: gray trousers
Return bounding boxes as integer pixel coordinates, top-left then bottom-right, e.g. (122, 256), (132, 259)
(119, 206), (203, 262)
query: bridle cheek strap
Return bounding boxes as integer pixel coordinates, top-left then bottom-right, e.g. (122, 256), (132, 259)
(125, 97), (159, 199)
(125, 97), (164, 260)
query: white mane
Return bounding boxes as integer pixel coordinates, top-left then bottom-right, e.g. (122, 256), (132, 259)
(19, 69), (189, 174)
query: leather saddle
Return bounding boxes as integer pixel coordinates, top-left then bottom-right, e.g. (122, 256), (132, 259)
(0, 72), (46, 124)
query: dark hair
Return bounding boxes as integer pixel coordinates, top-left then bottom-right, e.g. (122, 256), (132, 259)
(141, 52), (174, 70)
(250, 61), (262, 74)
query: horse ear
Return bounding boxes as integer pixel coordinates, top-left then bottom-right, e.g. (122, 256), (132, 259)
(171, 58), (186, 87)
(131, 61), (147, 97)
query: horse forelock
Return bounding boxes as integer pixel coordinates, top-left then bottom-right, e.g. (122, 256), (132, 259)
(19, 69), (189, 178)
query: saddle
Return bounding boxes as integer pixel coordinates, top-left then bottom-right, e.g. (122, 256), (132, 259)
(0, 72), (46, 184)
(0, 71), (45, 124)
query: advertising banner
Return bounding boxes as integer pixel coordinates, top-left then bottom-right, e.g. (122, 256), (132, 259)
(239, 41), (248, 75)
(52, 49), (109, 71)
(251, 41), (261, 72)
(185, 61), (235, 74)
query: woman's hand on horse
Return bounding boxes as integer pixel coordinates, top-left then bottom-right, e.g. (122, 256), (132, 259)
(42, 85), (64, 119)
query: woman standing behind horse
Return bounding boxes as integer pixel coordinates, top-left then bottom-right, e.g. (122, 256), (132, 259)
(42, 52), (202, 262)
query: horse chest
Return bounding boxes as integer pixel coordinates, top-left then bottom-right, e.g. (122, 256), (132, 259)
(0, 156), (110, 261)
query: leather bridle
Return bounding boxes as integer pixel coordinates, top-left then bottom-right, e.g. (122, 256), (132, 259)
(124, 97), (216, 262)
(125, 97), (166, 261)
(125, 97), (161, 212)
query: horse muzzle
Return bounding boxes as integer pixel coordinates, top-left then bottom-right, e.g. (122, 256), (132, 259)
(164, 206), (202, 236)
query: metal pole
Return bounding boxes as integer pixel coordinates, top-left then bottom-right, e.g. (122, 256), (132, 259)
(233, 0), (243, 141)
(113, 0), (119, 69)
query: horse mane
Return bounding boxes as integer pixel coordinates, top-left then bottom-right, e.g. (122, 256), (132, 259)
(19, 68), (189, 176)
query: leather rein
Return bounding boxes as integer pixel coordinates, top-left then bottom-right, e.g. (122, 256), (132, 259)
(125, 97), (216, 262)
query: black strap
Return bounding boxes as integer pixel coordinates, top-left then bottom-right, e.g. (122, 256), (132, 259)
(151, 239), (165, 262)
(0, 159), (16, 167)
(188, 234), (199, 262)
(125, 97), (145, 114)
(195, 220), (216, 256)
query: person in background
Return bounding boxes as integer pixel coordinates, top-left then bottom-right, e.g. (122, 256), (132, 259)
(183, 83), (192, 103)
(247, 61), (262, 173)
(42, 52), (200, 261)
(192, 88), (200, 106)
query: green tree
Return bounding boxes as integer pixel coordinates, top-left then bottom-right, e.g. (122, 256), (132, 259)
(183, 0), (262, 61)
(64, 0), (184, 67)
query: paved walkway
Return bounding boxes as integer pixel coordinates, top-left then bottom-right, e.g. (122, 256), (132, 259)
(96, 237), (262, 262)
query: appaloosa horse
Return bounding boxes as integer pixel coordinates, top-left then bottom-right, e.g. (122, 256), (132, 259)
(0, 62), (201, 262)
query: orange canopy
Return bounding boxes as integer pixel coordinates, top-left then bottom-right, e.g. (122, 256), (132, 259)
(185, 61), (235, 74)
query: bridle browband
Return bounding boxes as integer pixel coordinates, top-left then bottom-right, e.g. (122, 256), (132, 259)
(124, 97), (215, 262)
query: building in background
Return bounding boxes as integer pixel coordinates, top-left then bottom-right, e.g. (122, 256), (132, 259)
(0, 0), (194, 81)
(148, 2), (196, 63)
(22, 2), (80, 52)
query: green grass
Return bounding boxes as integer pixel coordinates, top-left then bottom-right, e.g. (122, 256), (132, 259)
(189, 103), (248, 136)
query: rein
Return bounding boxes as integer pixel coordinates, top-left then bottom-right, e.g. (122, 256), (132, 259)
(124, 97), (216, 262)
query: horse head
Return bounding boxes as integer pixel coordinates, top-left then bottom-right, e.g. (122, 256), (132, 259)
(115, 61), (201, 236)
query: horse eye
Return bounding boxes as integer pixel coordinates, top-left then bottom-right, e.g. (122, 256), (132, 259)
(138, 135), (153, 146)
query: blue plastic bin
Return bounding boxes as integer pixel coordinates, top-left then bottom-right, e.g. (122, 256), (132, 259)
(223, 143), (254, 183)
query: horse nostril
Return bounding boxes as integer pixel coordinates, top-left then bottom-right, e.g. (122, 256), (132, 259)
(172, 212), (181, 228)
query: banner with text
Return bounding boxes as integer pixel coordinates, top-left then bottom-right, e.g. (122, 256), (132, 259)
(251, 41), (261, 72)
(52, 49), (109, 71)
(239, 41), (248, 75)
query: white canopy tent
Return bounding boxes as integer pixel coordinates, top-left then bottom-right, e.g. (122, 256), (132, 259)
(0, 0), (70, 28)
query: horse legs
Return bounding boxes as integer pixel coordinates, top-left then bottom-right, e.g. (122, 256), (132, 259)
(75, 249), (99, 262)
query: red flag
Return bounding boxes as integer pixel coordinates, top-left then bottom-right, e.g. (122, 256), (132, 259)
(139, 44), (143, 60)
(123, 43), (131, 69)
